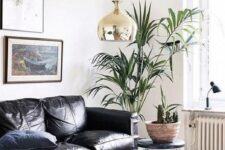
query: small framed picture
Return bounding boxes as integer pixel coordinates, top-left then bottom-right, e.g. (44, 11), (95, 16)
(4, 36), (63, 84)
(0, 0), (44, 32)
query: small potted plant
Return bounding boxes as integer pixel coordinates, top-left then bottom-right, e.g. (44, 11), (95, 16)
(145, 87), (181, 144)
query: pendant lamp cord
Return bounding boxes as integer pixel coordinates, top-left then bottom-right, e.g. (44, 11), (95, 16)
(112, 0), (120, 14)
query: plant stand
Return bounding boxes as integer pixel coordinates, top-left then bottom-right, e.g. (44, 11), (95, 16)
(137, 138), (185, 150)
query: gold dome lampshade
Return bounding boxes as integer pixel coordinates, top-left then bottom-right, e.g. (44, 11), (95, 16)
(98, 0), (137, 41)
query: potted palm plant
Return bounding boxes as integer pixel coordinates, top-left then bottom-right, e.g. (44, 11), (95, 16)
(146, 87), (181, 143)
(87, 2), (201, 119)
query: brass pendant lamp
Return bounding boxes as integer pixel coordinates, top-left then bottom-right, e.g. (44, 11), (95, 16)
(98, 0), (137, 41)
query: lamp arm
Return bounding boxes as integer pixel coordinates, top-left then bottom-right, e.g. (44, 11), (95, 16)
(207, 88), (213, 98)
(205, 87), (212, 110)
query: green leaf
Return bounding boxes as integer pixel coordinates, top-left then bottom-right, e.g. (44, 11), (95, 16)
(160, 86), (166, 108)
(168, 8), (176, 30)
(183, 28), (192, 34)
(161, 23), (170, 34)
(101, 94), (113, 104)
(139, 2), (142, 27)
(175, 33), (186, 49)
(169, 56), (173, 77)
(177, 11), (184, 26)
(166, 104), (182, 112)
(133, 3), (139, 28)
(158, 18), (167, 33)
(167, 18), (173, 33)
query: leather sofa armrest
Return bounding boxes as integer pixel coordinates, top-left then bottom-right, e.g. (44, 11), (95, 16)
(86, 107), (139, 136)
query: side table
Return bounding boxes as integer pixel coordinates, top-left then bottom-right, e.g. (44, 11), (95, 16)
(137, 138), (185, 150)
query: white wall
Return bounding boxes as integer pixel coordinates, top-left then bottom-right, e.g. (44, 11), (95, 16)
(0, 0), (104, 103)
(0, 0), (184, 138)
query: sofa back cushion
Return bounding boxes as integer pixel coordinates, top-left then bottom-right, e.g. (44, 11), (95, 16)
(42, 96), (87, 140)
(0, 98), (45, 137)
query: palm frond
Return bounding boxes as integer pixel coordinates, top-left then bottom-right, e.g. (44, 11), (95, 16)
(128, 2), (157, 48)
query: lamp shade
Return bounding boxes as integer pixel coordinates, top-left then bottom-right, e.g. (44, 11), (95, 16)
(98, 0), (137, 41)
(210, 82), (221, 93)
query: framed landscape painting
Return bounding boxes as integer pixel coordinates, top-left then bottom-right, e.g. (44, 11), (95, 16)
(0, 0), (44, 32)
(4, 36), (63, 83)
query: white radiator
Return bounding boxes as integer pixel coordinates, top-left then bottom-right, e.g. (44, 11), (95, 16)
(195, 116), (225, 150)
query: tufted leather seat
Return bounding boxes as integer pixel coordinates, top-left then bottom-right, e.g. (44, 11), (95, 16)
(68, 130), (134, 150)
(56, 142), (89, 150)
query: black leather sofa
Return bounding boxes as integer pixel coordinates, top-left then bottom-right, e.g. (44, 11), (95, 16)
(0, 96), (139, 150)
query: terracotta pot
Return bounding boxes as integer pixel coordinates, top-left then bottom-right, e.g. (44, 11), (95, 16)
(145, 121), (181, 144)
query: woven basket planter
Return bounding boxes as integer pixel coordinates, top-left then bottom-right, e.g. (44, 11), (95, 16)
(145, 121), (181, 144)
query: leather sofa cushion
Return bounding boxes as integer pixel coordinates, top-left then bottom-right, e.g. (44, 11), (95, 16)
(42, 96), (87, 140)
(0, 130), (57, 150)
(0, 98), (45, 137)
(56, 143), (90, 150)
(67, 130), (134, 150)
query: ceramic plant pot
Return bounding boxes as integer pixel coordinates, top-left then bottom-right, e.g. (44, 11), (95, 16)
(145, 121), (181, 144)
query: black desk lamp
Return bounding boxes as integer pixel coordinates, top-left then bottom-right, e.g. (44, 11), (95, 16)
(205, 81), (221, 110)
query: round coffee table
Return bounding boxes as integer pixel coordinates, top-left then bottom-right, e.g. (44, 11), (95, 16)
(137, 138), (185, 150)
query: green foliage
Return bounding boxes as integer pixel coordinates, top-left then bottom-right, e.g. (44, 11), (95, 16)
(87, 1), (202, 116)
(127, 2), (157, 48)
(155, 87), (181, 124)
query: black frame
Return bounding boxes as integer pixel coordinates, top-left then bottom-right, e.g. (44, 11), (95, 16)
(4, 36), (63, 84)
(0, 0), (44, 33)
